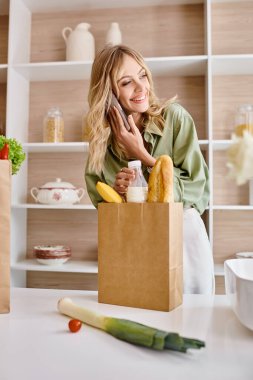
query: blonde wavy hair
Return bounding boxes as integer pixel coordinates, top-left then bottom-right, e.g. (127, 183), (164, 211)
(86, 44), (173, 174)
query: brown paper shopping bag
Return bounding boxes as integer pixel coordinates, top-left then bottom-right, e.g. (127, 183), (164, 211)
(98, 202), (183, 312)
(0, 160), (11, 313)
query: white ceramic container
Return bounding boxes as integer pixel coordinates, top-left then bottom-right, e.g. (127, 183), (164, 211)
(224, 258), (253, 331)
(31, 178), (85, 205)
(105, 22), (122, 46)
(62, 22), (95, 61)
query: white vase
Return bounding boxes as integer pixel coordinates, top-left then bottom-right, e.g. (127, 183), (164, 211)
(62, 22), (95, 61)
(105, 22), (122, 46)
(250, 179), (253, 205)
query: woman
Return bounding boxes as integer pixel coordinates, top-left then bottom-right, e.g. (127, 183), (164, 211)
(85, 44), (215, 294)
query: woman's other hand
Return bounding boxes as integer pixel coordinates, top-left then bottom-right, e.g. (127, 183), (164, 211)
(113, 167), (135, 195)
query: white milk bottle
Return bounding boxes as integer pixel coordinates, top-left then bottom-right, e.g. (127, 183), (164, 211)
(126, 160), (148, 202)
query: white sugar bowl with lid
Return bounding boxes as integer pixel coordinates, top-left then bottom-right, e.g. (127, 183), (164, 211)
(31, 178), (85, 205)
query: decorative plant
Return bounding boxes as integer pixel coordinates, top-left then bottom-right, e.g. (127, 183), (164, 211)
(226, 130), (253, 185)
(0, 135), (26, 175)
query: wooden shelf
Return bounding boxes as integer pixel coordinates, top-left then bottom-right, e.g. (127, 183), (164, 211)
(212, 140), (233, 150)
(145, 55), (207, 76)
(23, 142), (89, 153)
(213, 206), (253, 211)
(12, 203), (95, 210)
(214, 263), (224, 277)
(13, 56), (207, 82)
(12, 260), (225, 277)
(23, 140), (209, 152)
(13, 62), (93, 81)
(14, 0), (204, 14)
(12, 259), (98, 273)
(212, 55), (253, 75)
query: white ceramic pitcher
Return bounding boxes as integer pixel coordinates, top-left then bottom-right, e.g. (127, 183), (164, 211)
(62, 22), (95, 61)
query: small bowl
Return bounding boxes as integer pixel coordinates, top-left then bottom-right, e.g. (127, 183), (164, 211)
(33, 245), (71, 266)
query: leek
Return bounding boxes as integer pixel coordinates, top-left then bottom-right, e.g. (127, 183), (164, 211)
(58, 298), (205, 352)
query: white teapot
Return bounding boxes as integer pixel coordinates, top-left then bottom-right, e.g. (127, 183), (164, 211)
(62, 22), (95, 61)
(31, 178), (85, 205)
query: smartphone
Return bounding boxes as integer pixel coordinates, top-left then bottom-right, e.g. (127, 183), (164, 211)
(108, 93), (131, 131)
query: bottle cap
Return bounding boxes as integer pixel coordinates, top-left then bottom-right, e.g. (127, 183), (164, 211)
(128, 160), (141, 168)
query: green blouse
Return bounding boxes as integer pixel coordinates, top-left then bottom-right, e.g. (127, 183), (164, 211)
(85, 103), (209, 214)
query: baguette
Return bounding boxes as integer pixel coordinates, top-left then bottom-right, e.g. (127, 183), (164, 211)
(147, 155), (174, 203)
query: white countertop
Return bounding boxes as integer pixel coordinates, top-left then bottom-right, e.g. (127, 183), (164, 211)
(0, 288), (252, 380)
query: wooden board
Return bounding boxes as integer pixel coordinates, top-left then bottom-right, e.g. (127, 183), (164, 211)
(212, 2), (253, 55)
(0, 83), (6, 135)
(213, 210), (253, 264)
(27, 272), (98, 290)
(155, 75), (206, 139)
(29, 80), (89, 143)
(215, 276), (225, 295)
(28, 152), (91, 204)
(212, 76), (253, 139)
(213, 151), (249, 205)
(0, 15), (8, 64)
(29, 76), (206, 142)
(31, 4), (204, 62)
(27, 209), (98, 260)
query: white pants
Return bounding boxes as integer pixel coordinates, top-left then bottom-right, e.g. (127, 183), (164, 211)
(183, 208), (215, 294)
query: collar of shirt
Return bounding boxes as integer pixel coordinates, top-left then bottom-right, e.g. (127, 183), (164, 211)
(142, 121), (163, 147)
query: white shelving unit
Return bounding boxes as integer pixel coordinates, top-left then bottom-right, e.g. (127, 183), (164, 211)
(2, 0), (252, 291)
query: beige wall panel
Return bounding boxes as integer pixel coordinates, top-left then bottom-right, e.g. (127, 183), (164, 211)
(27, 209), (98, 260)
(0, 83), (6, 134)
(29, 80), (89, 143)
(29, 76), (207, 142)
(202, 210), (209, 235)
(27, 152), (90, 204)
(212, 2), (253, 54)
(213, 211), (253, 263)
(215, 276), (225, 295)
(212, 76), (253, 140)
(213, 151), (249, 205)
(0, 15), (8, 64)
(155, 75), (206, 139)
(31, 4), (204, 62)
(27, 271), (224, 294)
(27, 272), (98, 290)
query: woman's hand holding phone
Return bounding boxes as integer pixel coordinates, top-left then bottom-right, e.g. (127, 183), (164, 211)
(108, 106), (146, 160)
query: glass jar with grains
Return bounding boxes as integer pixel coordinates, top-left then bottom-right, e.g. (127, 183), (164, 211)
(43, 107), (64, 143)
(82, 113), (91, 142)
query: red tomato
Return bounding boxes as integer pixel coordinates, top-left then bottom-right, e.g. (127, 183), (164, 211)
(0, 143), (9, 160)
(68, 319), (82, 333)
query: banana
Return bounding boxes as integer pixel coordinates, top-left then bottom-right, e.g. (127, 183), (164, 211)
(96, 182), (123, 203)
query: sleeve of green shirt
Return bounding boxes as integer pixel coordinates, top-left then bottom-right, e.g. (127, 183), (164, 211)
(169, 105), (210, 214)
(85, 158), (104, 208)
